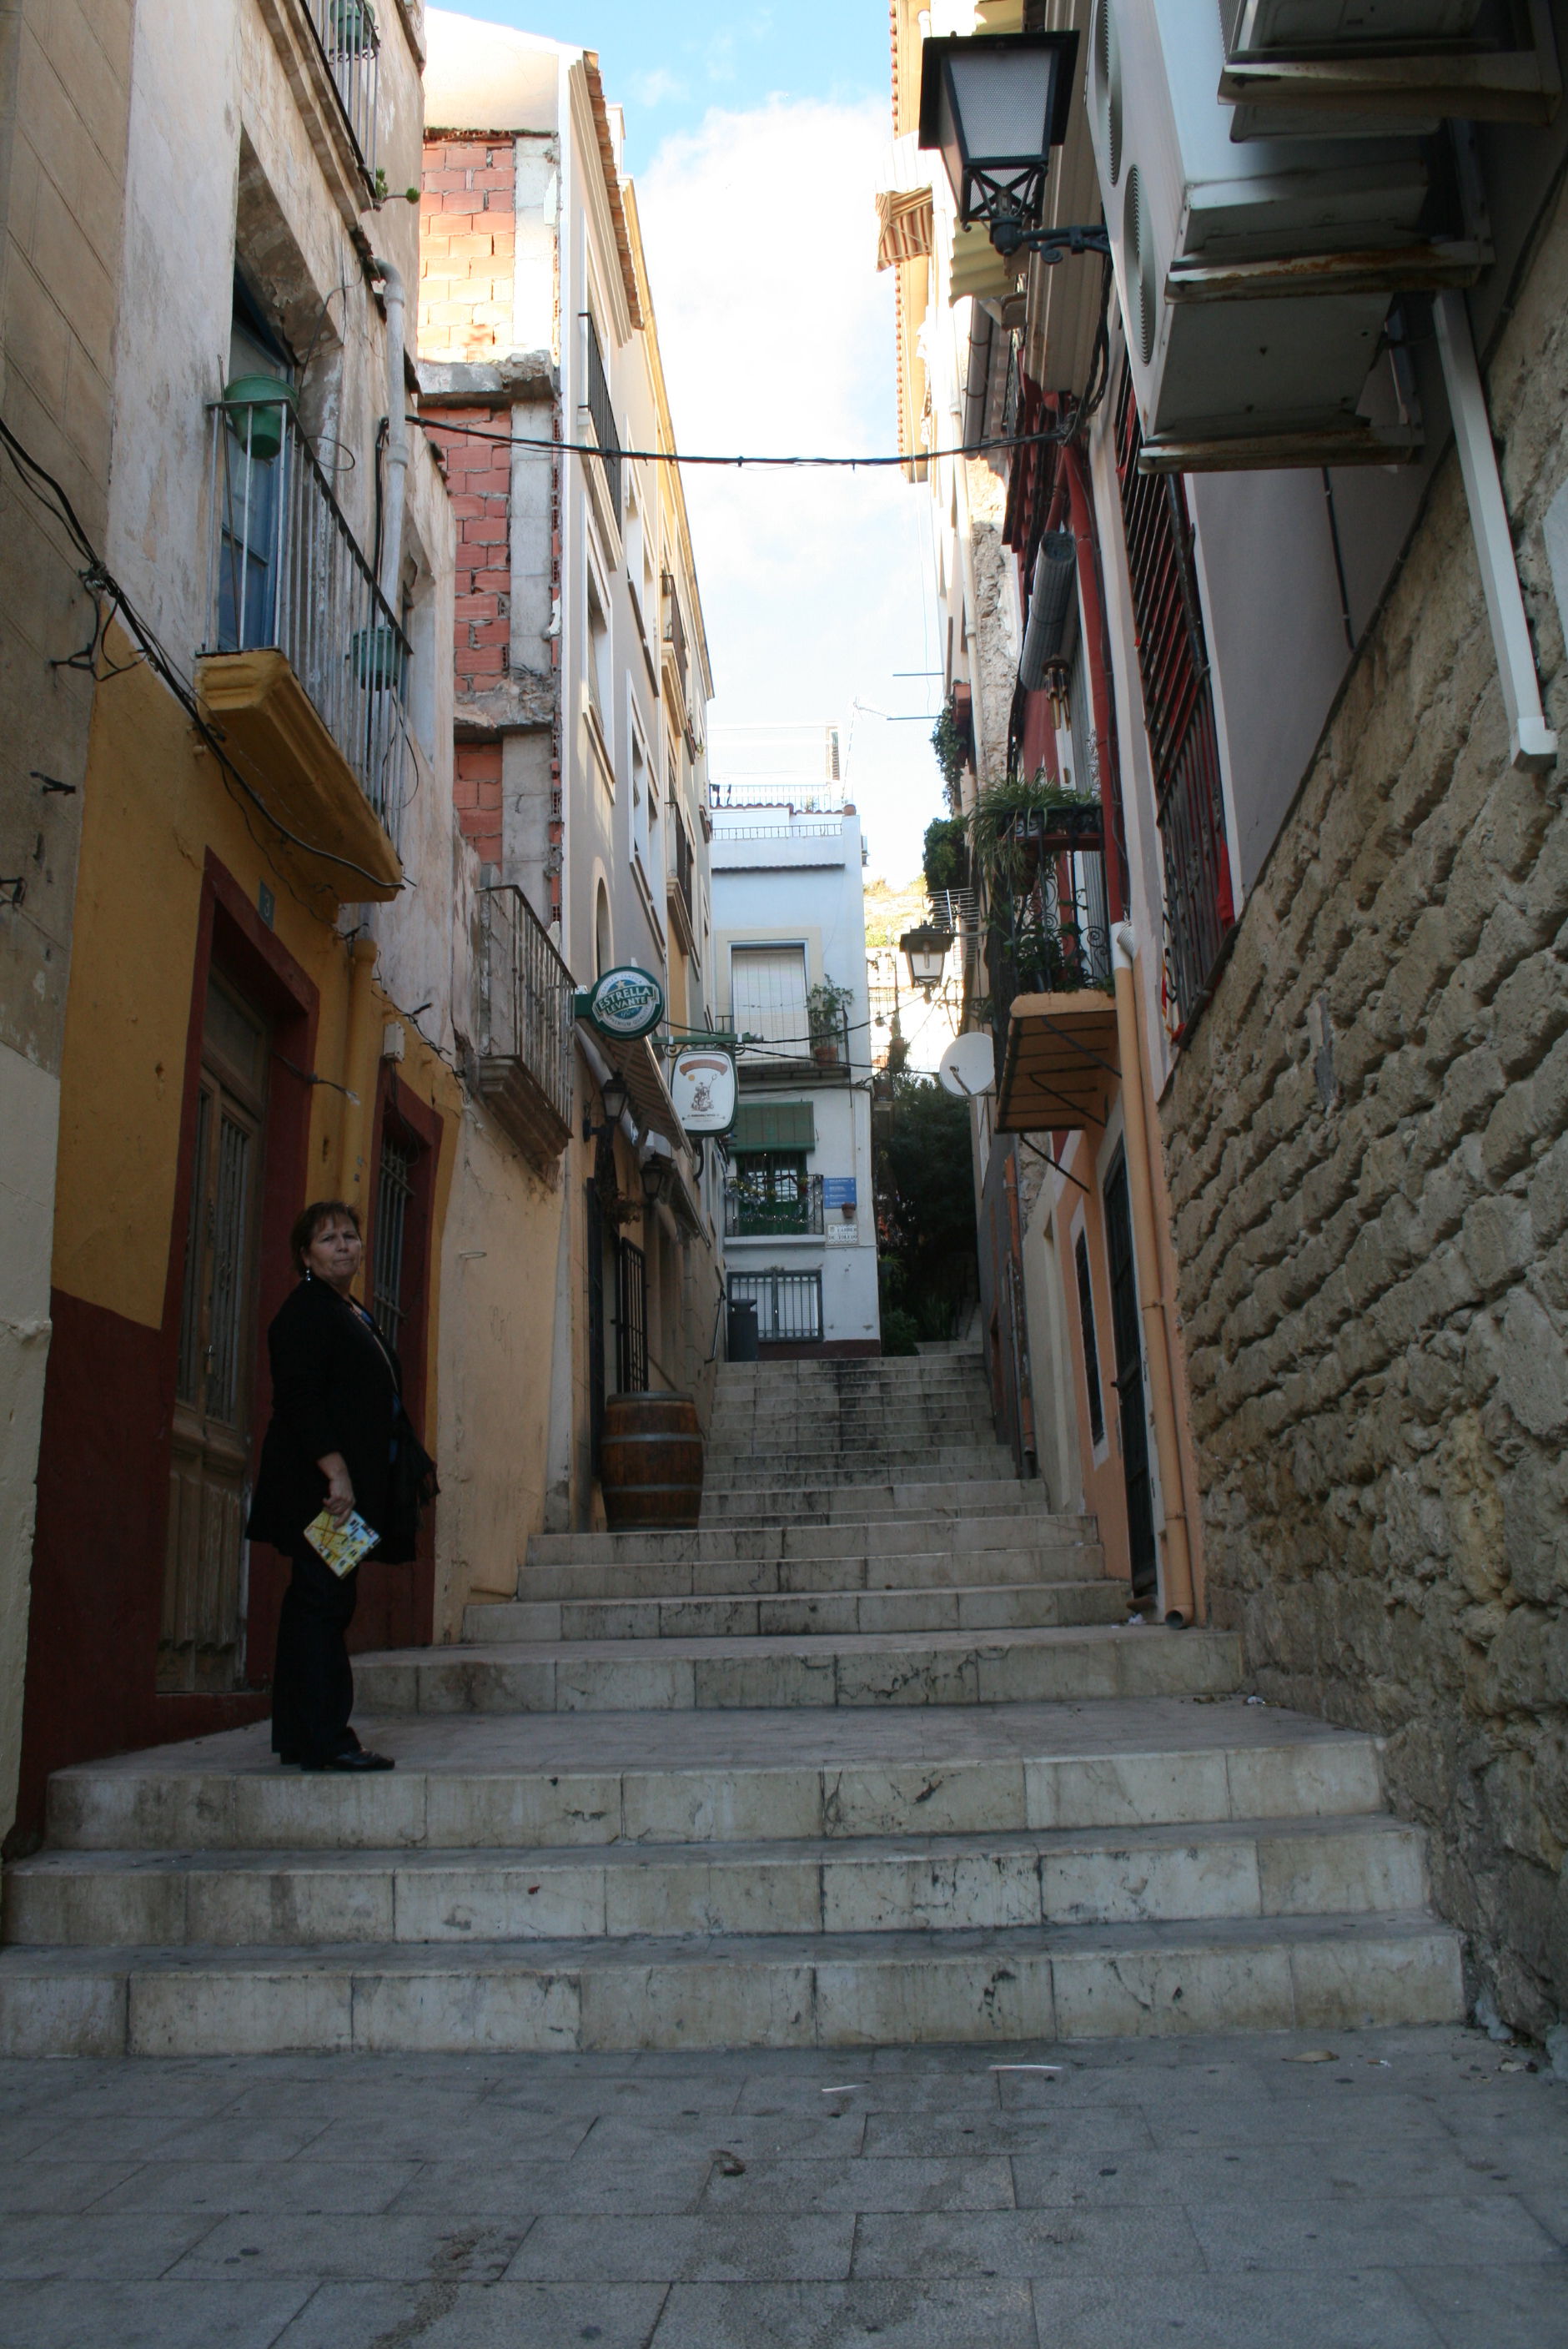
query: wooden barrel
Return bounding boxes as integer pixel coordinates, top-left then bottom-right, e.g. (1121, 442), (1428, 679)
(601, 1393), (704, 1531)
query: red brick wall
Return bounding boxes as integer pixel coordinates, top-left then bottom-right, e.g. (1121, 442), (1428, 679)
(454, 741), (502, 867)
(420, 140), (516, 362)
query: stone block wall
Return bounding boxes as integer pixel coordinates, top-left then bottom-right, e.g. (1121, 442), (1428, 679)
(1163, 190), (1568, 2035)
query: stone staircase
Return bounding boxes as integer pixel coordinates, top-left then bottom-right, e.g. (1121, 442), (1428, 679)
(0, 1351), (1463, 2055)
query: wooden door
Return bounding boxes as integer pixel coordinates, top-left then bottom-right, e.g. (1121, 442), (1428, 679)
(1102, 1149), (1158, 1603)
(161, 974), (269, 1693)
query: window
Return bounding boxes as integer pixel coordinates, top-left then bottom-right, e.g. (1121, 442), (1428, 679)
(731, 944), (807, 1049)
(374, 1127), (419, 1351)
(1074, 1228), (1105, 1451)
(731, 1151), (811, 1235)
(585, 558), (611, 747)
(583, 309), (621, 518)
(630, 715), (654, 885)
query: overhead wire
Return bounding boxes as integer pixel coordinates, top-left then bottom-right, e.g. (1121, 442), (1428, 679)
(414, 413), (1074, 471)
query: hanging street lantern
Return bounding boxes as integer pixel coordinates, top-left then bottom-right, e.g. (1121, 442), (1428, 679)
(901, 923), (952, 997)
(918, 31), (1103, 263)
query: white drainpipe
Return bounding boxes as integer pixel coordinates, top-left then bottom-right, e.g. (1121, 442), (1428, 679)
(374, 258), (408, 614)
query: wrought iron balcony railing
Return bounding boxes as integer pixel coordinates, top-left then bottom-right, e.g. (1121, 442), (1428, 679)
(204, 398), (410, 847)
(712, 1006), (852, 1084)
(304, 0), (381, 179)
(725, 1174), (824, 1240)
(984, 841), (1113, 1076)
(475, 883), (575, 1166)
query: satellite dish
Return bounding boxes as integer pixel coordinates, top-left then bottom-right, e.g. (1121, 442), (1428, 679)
(938, 1033), (995, 1099)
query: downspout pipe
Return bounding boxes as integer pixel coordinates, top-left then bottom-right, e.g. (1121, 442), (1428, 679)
(373, 258), (408, 615)
(1110, 920), (1197, 1628)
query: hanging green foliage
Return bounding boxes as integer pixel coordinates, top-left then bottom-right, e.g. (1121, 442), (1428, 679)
(931, 696), (968, 802)
(922, 816), (968, 895)
(967, 771), (1099, 896)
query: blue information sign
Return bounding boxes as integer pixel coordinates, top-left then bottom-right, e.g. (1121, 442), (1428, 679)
(822, 1177), (857, 1210)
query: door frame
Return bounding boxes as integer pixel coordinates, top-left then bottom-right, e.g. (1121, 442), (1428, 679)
(160, 854), (319, 1692)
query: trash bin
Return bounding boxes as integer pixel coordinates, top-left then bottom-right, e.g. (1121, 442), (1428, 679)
(727, 1298), (760, 1361)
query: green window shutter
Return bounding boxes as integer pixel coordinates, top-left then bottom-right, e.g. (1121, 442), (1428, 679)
(731, 1101), (815, 1152)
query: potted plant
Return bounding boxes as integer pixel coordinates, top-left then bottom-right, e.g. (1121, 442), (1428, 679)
(222, 375), (299, 465)
(807, 975), (854, 1067)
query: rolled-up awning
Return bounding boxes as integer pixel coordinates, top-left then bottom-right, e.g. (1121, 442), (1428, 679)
(576, 1022), (686, 1153)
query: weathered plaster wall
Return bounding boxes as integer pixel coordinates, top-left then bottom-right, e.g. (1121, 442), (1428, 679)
(0, 0), (133, 1859)
(1163, 200), (1568, 2033)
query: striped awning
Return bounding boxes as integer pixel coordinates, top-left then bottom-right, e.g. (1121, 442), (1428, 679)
(877, 189), (934, 270)
(949, 221), (1023, 309)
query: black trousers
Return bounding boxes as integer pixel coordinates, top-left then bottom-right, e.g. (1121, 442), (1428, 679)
(271, 1545), (361, 1763)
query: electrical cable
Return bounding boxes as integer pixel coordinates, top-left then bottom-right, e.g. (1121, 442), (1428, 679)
(414, 413), (1073, 471)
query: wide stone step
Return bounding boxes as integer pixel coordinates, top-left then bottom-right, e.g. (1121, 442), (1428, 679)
(349, 1625), (1241, 1716)
(465, 1577), (1127, 1644)
(0, 1910), (1465, 2056)
(525, 1514), (1097, 1572)
(38, 1701), (1389, 1853)
(704, 1448), (1014, 1489)
(700, 1477), (1056, 1525)
(708, 1403), (998, 1431)
(3, 1815), (1427, 1949)
(516, 1539), (1107, 1604)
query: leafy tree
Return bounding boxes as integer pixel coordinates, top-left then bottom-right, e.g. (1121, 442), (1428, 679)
(875, 1074), (977, 1345)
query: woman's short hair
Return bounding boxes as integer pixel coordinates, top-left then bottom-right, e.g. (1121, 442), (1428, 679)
(290, 1199), (362, 1275)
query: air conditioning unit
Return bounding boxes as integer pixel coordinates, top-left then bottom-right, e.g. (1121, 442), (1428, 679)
(1216, 0), (1560, 136)
(1090, 0), (1438, 461)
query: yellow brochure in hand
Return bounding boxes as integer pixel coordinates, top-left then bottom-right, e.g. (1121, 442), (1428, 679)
(303, 1508), (379, 1577)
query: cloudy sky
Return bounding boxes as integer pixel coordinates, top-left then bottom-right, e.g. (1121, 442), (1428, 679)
(440, 2), (947, 883)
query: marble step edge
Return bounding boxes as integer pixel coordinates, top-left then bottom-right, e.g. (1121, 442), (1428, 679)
(698, 1488), (1060, 1524)
(41, 1725), (1389, 1853)
(3, 1814), (1430, 1949)
(0, 1911), (1466, 2058)
(468, 1583), (1127, 1643)
(704, 1446), (1013, 1476)
(524, 1517), (1098, 1567)
(349, 1626), (1243, 1717)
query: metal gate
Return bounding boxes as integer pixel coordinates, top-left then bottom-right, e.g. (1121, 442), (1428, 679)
(726, 1267), (823, 1344)
(616, 1238), (648, 1393)
(1102, 1150), (1158, 1601)
(373, 1129), (417, 1348)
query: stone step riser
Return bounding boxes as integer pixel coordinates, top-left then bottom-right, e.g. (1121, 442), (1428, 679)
(350, 1629), (1240, 1718)
(708, 1406), (997, 1430)
(0, 1917), (1465, 2058)
(4, 1821), (1428, 1949)
(525, 1517), (1097, 1569)
(704, 1455), (1014, 1489)
(517, 1555), (1107, 1606)
(465, 1582), (1127, 1645)
(42, 1733), (1388, 1855)
(516, 1547), (1107, 1603)
(699, 1485), (1055, 1523)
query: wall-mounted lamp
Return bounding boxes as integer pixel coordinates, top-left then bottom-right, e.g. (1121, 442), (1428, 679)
(918, 31), (1106, 262)
(901, 923), (952, 998)
(584, 1067), (632, 1142)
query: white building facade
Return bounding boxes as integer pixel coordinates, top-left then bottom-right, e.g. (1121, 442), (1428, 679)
(711, 798), (880, 1356)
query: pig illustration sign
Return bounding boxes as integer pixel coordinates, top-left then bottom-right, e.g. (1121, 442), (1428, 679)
(669, 1047), (736, 1136)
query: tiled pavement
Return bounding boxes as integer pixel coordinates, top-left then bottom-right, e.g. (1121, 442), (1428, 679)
(0, 2022), (1563, 2347)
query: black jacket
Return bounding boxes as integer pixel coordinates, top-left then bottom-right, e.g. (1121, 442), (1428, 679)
(248, 1277), (414, 1562)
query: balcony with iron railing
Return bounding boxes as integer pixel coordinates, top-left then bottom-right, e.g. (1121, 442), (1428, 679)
(981, 815), (1120, 1137)
(712, 1005), (852, 1086)
(197, 396), (410, 901)
(724, 1173), (825, 1240)
(667, 808), (696, 953)
(475, 883), (575, 1167)
(303, 0), (382, 180)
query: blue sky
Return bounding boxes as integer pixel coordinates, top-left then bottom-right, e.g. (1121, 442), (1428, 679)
(437, 6), (947, 886)
(430, 0), (892, 171)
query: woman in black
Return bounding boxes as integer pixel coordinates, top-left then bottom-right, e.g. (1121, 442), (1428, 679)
(249, 1200), (411, 1772)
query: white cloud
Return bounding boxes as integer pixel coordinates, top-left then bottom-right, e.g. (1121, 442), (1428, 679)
(637, 97), (947, 883)
(631, 66), (685, 108)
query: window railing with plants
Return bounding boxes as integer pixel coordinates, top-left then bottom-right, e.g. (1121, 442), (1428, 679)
(725, 1172), (824, 1239)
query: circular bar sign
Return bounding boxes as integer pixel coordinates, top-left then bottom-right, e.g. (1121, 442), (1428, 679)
(583, 965), (665, 1041)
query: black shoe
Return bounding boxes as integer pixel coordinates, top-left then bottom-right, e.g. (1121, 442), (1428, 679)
(302, 1748), (395, 1773)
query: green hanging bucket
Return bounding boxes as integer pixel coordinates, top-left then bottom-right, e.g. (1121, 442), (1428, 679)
(223, 375), (298, 464)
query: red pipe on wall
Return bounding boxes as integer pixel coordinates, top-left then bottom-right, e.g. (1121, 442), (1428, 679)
(1061, 435), (1128, 927)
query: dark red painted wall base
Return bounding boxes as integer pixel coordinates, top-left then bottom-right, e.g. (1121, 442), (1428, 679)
(7, 1288), (433, 1855)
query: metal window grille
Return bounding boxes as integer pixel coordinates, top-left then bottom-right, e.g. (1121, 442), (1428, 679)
(207, 1111), (254, 1425)
(616, 1239), (648, 1392)
(206, 400), (411, 848)
(176, 1093), (212, 1408)
(374, 1129), (417, 1350)
(303, 0), (381, 181)
(726, 1268), (823, 1344)
(1113, 365), (1235, 1039)
(584, 314), (622, 518)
